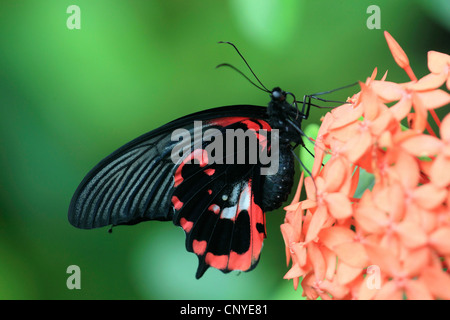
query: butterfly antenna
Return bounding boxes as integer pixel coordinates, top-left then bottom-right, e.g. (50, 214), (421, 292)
(216, 63), (269, 93)
(218, 41), (270, 93)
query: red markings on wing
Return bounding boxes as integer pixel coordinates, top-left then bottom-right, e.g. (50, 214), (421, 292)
(208, 204), (220, 214)
(208, 117), (271, 152)
(208, 117), (271, 131)
(171, 196), (183, 210)
(249, 180), (266, 254)
(205, 253), (229, 270)
(241, 119), (271, 132)
(180, 218), (193, 233)
(228, 251), (251, 271)
(174, 149), (209, 187)
(193, 240), (207, 255)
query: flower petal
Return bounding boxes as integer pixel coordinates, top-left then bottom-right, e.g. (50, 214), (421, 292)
(371, 80), (404, 102)
(308, 242), (326, 281)
(334, 242), (369, 268)
(342, 130), (372, 163)
(358, 275), (379, 300)
(301, 199), (317, 210)
(325, 192), (353, 219)
(323, 157), (348, 192)
(440, 113), (450, 142)
(429, 227), (450, 255)
(321, 246), (337, 280)
(415, 89), (450, 110)
(284, 202), (301, 212)
(405, 279), (433, 300)
(354, 205), (388, 234)
(329, 103), (364, 130)
(394, 220), (427, 249)
(430, 154), (450, 188)
(413, 183), (447, 210)
(312, 146), (326, 178)
(375, 281), (403, 300)
(410, 92), (428, 132)
(336, 261), (362, 285)
(280, 223), (294, 265)
(304, 206), (328, 243)
(292, 242), (307, 267)
(427, 51), (450, 74)
(421, 266), (450, 300)
(319, 278), (350, 299)
(400, 134), (442, 157)
(409, 72), (447, 91)
(289, 172), (304, 205)
(319, 226), (354, 249)
(301, 273), (319, 299)
(403, 247), (429, 277)
(360, 82), (381, 121)
(370, 108), (394, 136)
(284, 263), (307, 280)
(364, 244), (401, 277)
(373, 183), (404, 221)
(305, 176), (319, 200)
(389, 96), (412, 121)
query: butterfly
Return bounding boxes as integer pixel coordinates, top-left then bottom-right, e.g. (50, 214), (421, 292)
(68, 42), (346, 278)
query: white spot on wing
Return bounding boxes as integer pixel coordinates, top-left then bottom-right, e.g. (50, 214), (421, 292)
(220, 182), (252, 220)
(229, 184), (240, 203)
(221, 204), (238, 220)
(238, 182), (251, 211)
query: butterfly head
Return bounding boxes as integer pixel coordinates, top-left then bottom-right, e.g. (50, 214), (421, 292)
(270, 87), (286, 102)
(269, 87), (298, 118)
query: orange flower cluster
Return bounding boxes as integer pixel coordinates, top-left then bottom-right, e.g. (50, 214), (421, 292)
(281, 32), (450, 300)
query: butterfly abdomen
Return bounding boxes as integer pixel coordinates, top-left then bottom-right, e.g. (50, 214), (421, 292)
(261, 144), (295, 211)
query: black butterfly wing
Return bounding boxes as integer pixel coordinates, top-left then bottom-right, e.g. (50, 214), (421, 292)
(69, 105), (268, 228)
(68, 105), (273, 278)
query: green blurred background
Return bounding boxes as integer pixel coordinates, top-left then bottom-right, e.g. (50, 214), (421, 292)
(0, 0), (448, 299)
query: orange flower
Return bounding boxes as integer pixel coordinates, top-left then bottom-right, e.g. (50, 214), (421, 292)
(401, 113), (450, 188)
(427, 51), (450, 91)
(281, 32), (450, 300)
